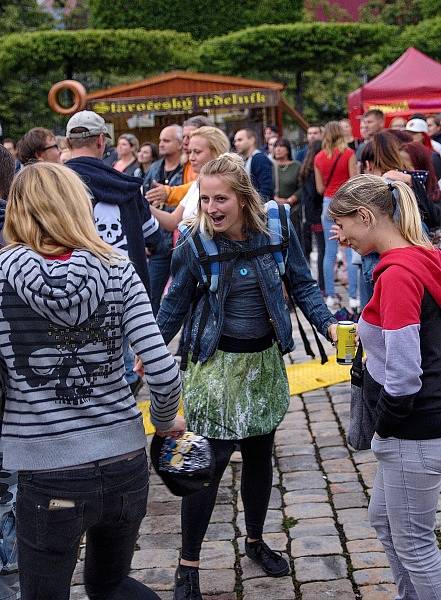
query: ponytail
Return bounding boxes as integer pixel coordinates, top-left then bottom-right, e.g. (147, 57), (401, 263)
(389, 180), (432, 248)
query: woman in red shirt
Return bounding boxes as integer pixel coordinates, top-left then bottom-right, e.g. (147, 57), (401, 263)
(314, 121), (357, 309)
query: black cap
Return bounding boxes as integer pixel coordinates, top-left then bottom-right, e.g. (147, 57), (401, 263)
(150, 432), (215, 497)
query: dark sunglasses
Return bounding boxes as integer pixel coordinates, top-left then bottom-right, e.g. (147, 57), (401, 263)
(41, 143), (59, 152)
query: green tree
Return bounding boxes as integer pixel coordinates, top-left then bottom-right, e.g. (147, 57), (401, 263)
(359, 0), (422, 26)
(0, 0), (54, 35)
(89, 0), (302, 39)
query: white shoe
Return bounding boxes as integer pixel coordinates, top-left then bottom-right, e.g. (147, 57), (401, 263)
(325, 296), (339, 309)
(349, 297), (360, 310)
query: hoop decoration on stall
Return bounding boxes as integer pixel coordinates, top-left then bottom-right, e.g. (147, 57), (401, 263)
(48, 80), (87, 116)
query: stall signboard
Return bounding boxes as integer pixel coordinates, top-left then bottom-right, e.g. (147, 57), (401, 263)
(89, 89), (279, 116)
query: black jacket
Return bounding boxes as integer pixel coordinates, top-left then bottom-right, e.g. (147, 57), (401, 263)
(67, 157), (160, 293)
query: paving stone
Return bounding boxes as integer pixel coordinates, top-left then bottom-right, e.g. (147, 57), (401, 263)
(148, 485), (178, 503)
(282, 470), (327, 491)
(330, 481), (364, 494)
(275, 428), (312, 446)
(336, 508), (369, 524)
(326, 472), (359, 483)
(342, 522), (377, 541)
(333, 492), (368, 509)
(358, 463), (378, 488)
(147, 501), (181, 516)
(319, 446), (350, 460)
(131, 548), (178, 570)
(131, 567), (176, 591)
(315, 435), (344, 448)
(278, 455), (319, 472)
(70, 586), (87, 599)
(279, 412), (308, 428)
(137, 533), (182, 550)
(204, 522), (235, 541)
(306, 401), (330, 412)
(287, 397), (303, 412)
(359, 583), (397, 599)
(283, 489), (328, 505)
(242, 575), (294, 599)
(347, 539), (384, 553)
(199, 569), (236, 594)
(237, 509), (283, 535)
(290, 518), (338, 538)
(309, 411), (336, 423)
(294, 555), (348, 582)
(352, 450), (375, 465)
(274, 444), (315, 457)
(322, 459), (356, 474)
(285, 502), (333, 520)
(301, 579), (356, 600)
(200, 541), (236, 569)
(211, 504), (234, 523)
(353, 567), (394, 586)
(216, 486), (234, 504)
(351, 552), (390, 570)
(140, 514), (181, 535)
(291, 535), (343, 557)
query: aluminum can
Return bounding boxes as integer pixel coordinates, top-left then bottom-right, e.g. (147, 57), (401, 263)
(336, 321), (357, 365)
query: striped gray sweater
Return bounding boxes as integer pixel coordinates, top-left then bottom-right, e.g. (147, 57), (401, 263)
(0, 246), (181, 471)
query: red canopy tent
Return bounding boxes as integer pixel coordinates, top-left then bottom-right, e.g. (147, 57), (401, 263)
(348, 48), (441, 136)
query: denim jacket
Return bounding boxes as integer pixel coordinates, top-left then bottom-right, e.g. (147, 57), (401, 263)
(157, 223), (336, 364)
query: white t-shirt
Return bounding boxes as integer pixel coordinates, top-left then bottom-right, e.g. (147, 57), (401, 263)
(179, 181), (199, 220)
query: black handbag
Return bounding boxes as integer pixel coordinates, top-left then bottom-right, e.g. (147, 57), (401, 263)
(347, 342), (379, 450)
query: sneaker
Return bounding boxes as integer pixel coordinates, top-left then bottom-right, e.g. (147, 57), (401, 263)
(245, 539), (289, 577)
(129, 377), (143, 397)
(349, 297), (360, 310)
(173, 565), (202, 600)
(325, 295), (339, 309)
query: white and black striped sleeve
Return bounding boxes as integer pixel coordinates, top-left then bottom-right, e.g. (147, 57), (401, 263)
(120, 262), (181, 431)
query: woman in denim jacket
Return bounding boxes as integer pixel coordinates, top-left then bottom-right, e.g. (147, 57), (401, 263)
(156, 154), (337, 600)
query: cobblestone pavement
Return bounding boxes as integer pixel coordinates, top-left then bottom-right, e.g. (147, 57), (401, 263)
(70, 274), (426, 599)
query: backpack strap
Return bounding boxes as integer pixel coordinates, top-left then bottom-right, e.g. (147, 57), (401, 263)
(266, 200), (290, 275)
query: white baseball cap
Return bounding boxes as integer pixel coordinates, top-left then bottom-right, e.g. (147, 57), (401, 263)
(66, 110), (111, 139)
(405, 118), (429, 134)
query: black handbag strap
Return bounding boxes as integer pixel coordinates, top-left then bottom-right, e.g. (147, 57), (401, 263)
(323, 152), (342, 190)
(350, 340), (363, 384)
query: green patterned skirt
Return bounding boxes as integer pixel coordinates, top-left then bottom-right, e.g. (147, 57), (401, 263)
(183, 344), (289, 440)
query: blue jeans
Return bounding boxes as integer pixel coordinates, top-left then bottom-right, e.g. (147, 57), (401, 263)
(369, 436), (441, 600)
(148, 252), (172, 317)
(0, 459), (19, 600)
(16, 451), (158, 600)
(321, 197), (358, 298)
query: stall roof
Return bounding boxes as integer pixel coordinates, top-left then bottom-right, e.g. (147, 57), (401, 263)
(350, 47), (441, 103)
(86, 71), (284, 100)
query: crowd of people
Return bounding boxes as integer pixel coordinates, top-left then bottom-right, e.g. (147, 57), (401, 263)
(0, 106), (440, 600)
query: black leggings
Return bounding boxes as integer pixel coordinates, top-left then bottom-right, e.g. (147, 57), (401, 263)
(181, 430), (275, 561)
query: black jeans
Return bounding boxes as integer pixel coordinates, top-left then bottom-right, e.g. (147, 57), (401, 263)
(16, 451), (158, 600)
(181, 430), (275, 561)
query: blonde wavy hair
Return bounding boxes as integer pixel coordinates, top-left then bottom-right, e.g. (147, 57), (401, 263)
(329, 174), (432, 249)
(190, 126), (230, 158)
(5, 162), (121, 262)
(322, 121), (347, 157)
(188, 152), (268, 238)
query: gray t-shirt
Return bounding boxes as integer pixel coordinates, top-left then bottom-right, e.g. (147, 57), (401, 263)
(222, 252), (272, 340)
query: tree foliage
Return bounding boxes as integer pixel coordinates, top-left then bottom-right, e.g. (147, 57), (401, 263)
(0, 0), (54, 35)
(359, 0), (422, 26)
(198, 23), (394, 75)
(89, 0), (302, 40)
(0, 29), (197, 80)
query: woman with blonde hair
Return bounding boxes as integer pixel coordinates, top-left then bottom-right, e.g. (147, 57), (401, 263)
(329, 174), (441, 600)
(149, 126), (229, 231)
(0, 162), (182, 599)
(157, 153), (337, 600)
(113, 133), (139, 176)
(314, 121), (358, 309)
